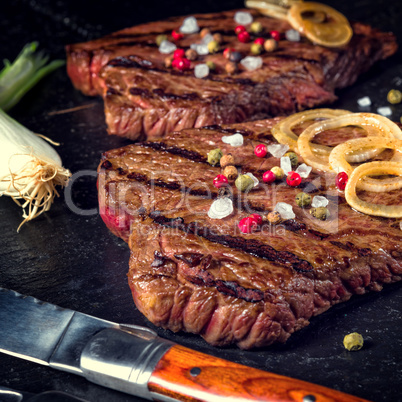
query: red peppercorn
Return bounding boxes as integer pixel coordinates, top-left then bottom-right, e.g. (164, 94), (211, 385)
(172, 30), (184, 40)
(286, 171), (302, 187)
(270, 30), (281, 41)
(254, 37), (265, 45)
(249, 213), (263, 226)
(235, 25), (246, 34)
(262, 170), (276, 183)
(254, 144), (267, 158)
(172, 57), (191, 71)
(173, 48), (185, 59)
(238, 31), (251, 43)
(336, 171), (348, 190)
(213, 174), (229, 188)
(223, 48), (234, 59)
(238, 216), (257, 234)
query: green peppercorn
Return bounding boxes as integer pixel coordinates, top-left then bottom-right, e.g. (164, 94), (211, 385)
(235, 174), (254, 192)
(207, 148), (223, 166)
(207, 40), (220, 54)
(387, 89), (402, 105)
(295, 192), (312, 208)
(206, 61), (216, 71)
(267, 211), (282, 224)
(251, 43), (263, 55)
(156, 34), (168, 46)
(271, 166), (284, 180)
(250, 21), (263, 34)
(310, 206), (330, 221)
(285, 151), (298, 168)
(343, 332), (364, 351)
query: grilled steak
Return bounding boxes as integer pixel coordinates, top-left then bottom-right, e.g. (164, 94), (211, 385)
(97, 118), (402, 349)
(67, 9), (397, 140)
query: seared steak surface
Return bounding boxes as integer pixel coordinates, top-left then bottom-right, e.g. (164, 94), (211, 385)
(67, 9), (397, 140)
(97, 119), (402, 349)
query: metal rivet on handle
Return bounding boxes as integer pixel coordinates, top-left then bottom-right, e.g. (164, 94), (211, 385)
(190, 367), (202, 377)
(303, 395), (316, 402)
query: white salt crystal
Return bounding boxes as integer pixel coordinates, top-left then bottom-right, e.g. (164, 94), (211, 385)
(312, 196), (329, 208)
(201, 33), (214, 44)
(357, 96), (371, 107)
(208, 198), (233, 219)
(245, 172), (259, 187)
(194, 64), (209, 79)
(280, 156), (292, 175)
(274, 202), (295, 220)
(296, 163), (312, 178)
(267, 143), (289, 158)
(159, 40), (177, 54)
(240, 56), (263, 71)
(377, 106), (392, 116)
(285, 29), (300, 42)
(180, 16), (199, 34)
(234, 11), (253, 25)
(221, 133), (244, 147)
(190, 43), (209, 55)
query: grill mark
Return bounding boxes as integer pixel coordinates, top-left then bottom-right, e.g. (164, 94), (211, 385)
(140, 141), (207, 163)
(150, 213), (313, 273)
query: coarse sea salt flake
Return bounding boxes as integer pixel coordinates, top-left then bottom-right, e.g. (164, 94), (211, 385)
(190, 43), (209, 55)
(377, 106), (392, 116)
(296, 163), (312, 178)
(194, 64), (209, 79)
(285, 29), (300, 42)
(274, 202), (295, 220)
(201, 33), (214, 44)
(234, 11), (253, 25)
(240, 56), (263, 71)
(159, 40), (176, 54)
(208, 198), (233, 219)
(268, 143), (289, 158)
(357, 96), (371, 107)
(222, 133), (244, 147)
(180, 16), (199, 34)
(280, 156), (292, 175)
(245, 172), (259, 187)
(312, 196), (329, 208)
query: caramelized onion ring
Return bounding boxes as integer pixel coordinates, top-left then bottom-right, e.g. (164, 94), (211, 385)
(329, 137), (402, 192)
(345, 162), (402, 218)
(288, 2), (353, 47)
(297, 113), (402, 171)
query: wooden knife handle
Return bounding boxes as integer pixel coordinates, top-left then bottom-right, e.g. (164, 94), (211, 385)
(148, 344), (371, 402)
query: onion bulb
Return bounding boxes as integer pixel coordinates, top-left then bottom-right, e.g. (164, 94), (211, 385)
(0, 109), (71, 231)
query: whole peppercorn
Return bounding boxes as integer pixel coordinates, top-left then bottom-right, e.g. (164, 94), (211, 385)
(250, 21), (263, 34)
(208, 40), (220, 54)
(295, 192), (312, 208)
(250, 213), (263, 225)
(262, 170), (276, 183)
(223, 165), (238, 181)
(267, 211), (282, 225)
(238, 31), (251, 43)
(200, 28), (211, 38)
(213, 33), (223, 44)
(223, 48), (234, 59)
(235, 174), (255, 192)
(251, 43), (263, 55)
(220, 153), (235, 168)
(207, 148), (223, 166)
(185, 48), (198, 61)
(271, 166), (284, 180)
(343, 332), (364, 351)
(171, 30), (184, 41)
(156, 34), (168, 46)
(284, 152), (298, 167)
(336, 171), (348, 191)
(387, 89), (402, 104)
(164, 56), (174, 68)
(206, 60), (216, 71)
(286, 171), (302, 187)
(235, 25), (246, 35)
(264, 38), (278, 52)
(310, 206), (330, 221)
(172, 57), (191, 71)
(225, 61), (238, 75)
(270, 30), (281, 41)
(213, 174), (229, 188)
(229, 51), (243, 63)
(238, 216), (257, 234)
(254, 144), (267, 158)
(254, 37), (265, 45)
(173, 48), (185, 59)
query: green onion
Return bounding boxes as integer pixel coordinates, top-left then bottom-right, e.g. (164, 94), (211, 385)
(0, 42), (65, 111)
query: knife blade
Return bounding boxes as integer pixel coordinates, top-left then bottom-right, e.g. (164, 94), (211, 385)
(0, 288), (370, 402)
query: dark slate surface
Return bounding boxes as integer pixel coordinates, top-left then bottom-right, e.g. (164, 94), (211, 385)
(0, 1), (401, 401)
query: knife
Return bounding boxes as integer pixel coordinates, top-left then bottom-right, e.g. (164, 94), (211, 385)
(0, 288), (370, 402)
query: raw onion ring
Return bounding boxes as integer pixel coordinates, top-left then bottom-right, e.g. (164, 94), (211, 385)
(345, 161), (402, 218)
(245, 0), (302, 20)
(329, 137), (402, 192)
